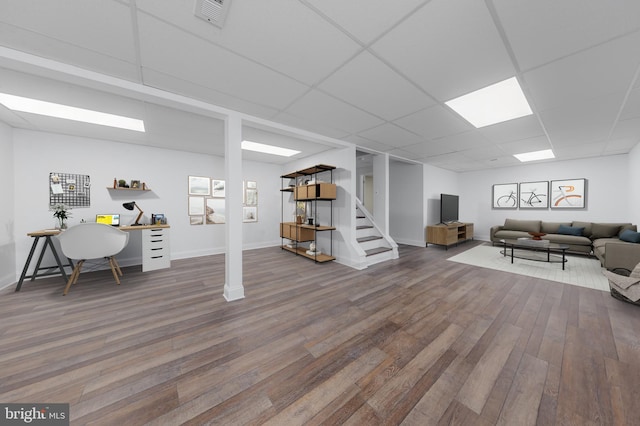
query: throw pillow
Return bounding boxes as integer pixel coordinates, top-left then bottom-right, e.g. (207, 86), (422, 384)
(591, 223), (621, 239)
(619, 229), (640, 244)
(557, 225), (584, 236)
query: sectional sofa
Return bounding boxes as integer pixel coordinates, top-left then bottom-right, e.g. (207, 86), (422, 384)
(490, 219), (640, 271)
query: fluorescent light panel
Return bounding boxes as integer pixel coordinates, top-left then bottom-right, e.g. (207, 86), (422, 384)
(445, 77), (532, 128)
(0, 93), (145, 132)
(513, 149), (555, 162)
(241, 140), (300, 157)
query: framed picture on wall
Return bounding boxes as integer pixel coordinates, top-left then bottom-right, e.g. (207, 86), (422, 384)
(212, 179), (225, 197)
(519, 181), (548, 209)
(188, 196), (205, 216)
(550, 178), (586, 209)
(243, 206), (257, 222)
(492, 183), (518, 209)
(188, 176), (210, 196)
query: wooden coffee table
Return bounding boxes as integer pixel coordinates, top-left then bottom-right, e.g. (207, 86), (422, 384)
(500, 239), (569, 270)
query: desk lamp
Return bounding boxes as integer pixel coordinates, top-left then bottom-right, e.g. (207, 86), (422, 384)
(122, 201), (144, 226)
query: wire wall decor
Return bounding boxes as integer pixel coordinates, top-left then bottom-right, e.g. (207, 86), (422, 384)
(49, 172), (91, 208)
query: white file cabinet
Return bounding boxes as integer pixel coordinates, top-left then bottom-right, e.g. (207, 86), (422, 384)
(141, 226), (171, 271)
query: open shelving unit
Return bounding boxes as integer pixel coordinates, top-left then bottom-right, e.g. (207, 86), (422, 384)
(280, 164), (336, 262)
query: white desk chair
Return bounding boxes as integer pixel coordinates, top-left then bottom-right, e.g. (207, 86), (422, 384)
(56, 223), (130, 295)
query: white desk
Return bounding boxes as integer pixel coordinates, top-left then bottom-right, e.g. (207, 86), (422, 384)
(16, 224), (171, 291)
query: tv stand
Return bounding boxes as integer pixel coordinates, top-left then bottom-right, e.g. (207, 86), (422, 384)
(426, 222), (473, 250)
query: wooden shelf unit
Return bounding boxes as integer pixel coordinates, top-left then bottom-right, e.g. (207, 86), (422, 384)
(280, 164), (336, 263)
(426, 222), (474, 250)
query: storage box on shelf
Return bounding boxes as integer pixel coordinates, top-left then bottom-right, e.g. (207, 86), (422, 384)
(280, 164), (336, 263)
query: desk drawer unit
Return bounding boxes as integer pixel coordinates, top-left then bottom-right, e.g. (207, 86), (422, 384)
(142, 227), (171, 271)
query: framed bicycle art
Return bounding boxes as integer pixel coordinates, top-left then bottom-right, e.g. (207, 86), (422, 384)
(519, 181), (549, 209)
(492, 183), (518, 209)
(550, 178), (586, 209)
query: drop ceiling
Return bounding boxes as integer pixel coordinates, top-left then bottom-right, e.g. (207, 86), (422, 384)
(1, 0), (640, 171)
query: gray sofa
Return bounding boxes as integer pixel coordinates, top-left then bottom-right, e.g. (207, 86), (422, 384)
(490, 219), (640, 271)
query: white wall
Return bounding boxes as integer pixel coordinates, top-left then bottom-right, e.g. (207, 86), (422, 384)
(0, 122), (15, 288)
(459, 154), (630, 241)
(390, 161), (423, 246)
(11, 129), (282, 284)
(628, 143), (640, 225)
(424, 164), (459, 227)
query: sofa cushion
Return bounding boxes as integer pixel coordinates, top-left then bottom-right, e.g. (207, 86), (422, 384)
(541, 222), (571, 234)
(557, 224), (584, 236)
(591, 223), (621, 239)
(572, 221), (592, 237)
(620, 229), (640, 243)
(619, 224), (637, 236)
(503, 219), (540, 233)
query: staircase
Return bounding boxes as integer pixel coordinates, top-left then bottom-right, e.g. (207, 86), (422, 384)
(355, 202), (398, 266)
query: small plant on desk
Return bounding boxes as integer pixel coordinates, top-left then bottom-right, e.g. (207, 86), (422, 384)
(52, 203), (72, 229)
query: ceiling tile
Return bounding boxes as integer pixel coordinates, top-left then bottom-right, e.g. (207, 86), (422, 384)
(432, 130), (492, 151)
(477, 115), (545, 144)
(620, 87), (640, 120)
(137, 14), (309, 111)
(393, 105), (471, 140)
(357, 123), (423, 148)
(371, 0), (515, 101)
(498, 136), (552, 155)
(138, 0), (361, 85)
(0, 0), (138, 62)
(493, 0), (640, 70)
(302, 0), (427, 44)
(318, 51), (435, 121)
(0, 23), (140, 82)
(141, 68), (280, 120)
(523, 32), (640, 112)
(283, 89), (384, 135)
(539, 93), (622, 147)
(401, 141), (456, 158)
(271, 111), (350, 140)
(553, 141), (607, 160)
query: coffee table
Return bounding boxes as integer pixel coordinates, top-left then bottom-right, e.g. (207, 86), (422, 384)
(499, 239), (569, 270)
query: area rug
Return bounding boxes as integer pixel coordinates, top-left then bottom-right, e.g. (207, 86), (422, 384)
(447, 244), (609, 291)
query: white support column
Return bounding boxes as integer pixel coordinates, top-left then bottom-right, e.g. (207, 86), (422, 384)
(223, 114), (245, 301)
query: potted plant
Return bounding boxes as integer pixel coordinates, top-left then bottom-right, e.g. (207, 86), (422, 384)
(52, 203), (72, 229)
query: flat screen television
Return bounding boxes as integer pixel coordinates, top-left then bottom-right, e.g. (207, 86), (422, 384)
(440, 194), (459, 224)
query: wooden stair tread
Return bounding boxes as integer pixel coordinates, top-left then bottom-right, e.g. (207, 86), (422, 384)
(365, 247), (392, 256)
(357, 236), (382, 243)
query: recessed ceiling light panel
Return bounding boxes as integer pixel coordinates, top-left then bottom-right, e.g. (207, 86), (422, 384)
(241, 140), (300, 157)
(513, 149), (555, 162)
(0, 93), (145, 132)
(445, 77), (533, 128)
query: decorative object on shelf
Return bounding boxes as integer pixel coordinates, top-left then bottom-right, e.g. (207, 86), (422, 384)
(131, 180), (141, 189)
(113, 178), (117, 189)
(308, 217), (314, 225)
(118, 179), (128, 188)
(151, 214), (166, 225)
(122, 201), (144, 226)
(52, 203), (71, 230)
(528, 231), (547, 240)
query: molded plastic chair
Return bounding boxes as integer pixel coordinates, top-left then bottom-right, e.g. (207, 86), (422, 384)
(56, 223), (129, 295)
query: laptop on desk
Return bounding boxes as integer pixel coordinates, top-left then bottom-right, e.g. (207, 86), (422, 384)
(96, 214), (121, 226)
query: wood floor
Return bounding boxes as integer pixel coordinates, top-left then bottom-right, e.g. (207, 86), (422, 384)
(1, 242), (639, 425)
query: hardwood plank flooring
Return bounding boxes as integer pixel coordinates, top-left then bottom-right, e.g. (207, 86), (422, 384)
(1, 241), (639, 425)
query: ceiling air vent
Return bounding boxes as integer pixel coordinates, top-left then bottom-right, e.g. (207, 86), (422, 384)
(195, 0), (231, 29)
